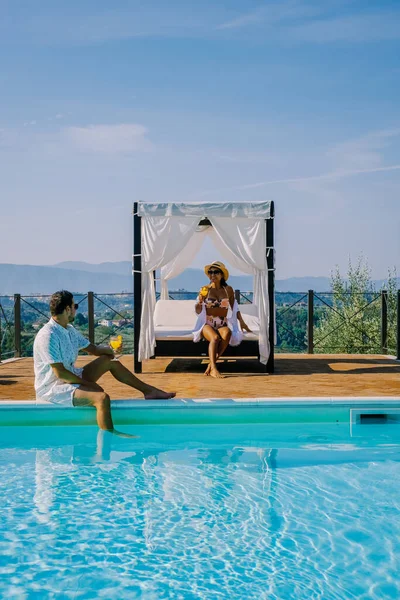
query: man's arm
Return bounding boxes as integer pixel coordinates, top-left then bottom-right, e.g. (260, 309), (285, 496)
(83, 344), (114, 357)
(50, 363), (102, 390)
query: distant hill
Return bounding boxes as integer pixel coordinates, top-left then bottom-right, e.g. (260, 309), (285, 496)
(1, 261), (397, 295)
(0, 264), (132, 295)
(54, 262), (332, 292)
(54, 261), (132, 276)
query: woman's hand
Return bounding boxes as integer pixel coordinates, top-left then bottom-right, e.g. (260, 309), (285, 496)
(195, 293), (204, 314)
(199, 286), (209, 301)
(239, 318), (252, 333)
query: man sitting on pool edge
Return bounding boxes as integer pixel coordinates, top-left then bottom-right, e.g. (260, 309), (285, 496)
(33, 290), (176, 436)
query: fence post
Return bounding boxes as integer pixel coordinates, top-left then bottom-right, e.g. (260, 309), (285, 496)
(397, 290), (400, 361)
(14, 293), (21, 358)
(88, 291), (95, 344)
(307, 290), (314, 354)
(266, 203), (275, 374)
(235, 289), (240, 304)
(133, 203), (142, 373)
(381, 290), (388, 354)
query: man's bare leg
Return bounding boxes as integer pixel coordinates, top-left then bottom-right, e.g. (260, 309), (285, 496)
(73, 386), (136, 438)
(82, 356), (176, 399)
(96, 429), (111, 461)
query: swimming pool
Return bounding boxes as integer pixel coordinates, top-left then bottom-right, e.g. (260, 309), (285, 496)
(1, 399), (400, 599)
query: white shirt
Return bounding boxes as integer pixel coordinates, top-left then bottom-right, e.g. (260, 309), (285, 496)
(33, 318), (90, 399)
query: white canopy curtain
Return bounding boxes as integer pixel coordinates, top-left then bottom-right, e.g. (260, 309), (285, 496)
(136, 202), (272, 364)
(139, 216), (199, 361)
(160, 225), (210, 300)
(210, 217), (270, 364)
(159, 217), (270, 364)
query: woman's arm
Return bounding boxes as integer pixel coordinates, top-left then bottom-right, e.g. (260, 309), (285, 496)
(195, 297), (203, 314)
(195, 286), (208, 314)
(228, 288), (252, 331)
(237, 311), (252, 332)
(227, 286), (235, 310)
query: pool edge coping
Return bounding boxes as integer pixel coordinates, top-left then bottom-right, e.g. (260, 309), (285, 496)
(1, 396), (400, 410)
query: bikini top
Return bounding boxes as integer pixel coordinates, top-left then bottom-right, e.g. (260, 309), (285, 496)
(205, 286), (230, 309)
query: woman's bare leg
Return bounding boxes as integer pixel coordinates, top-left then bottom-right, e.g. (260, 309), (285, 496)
(216, 326), (232, 360)
(204, 327), (232, 376)
(202, 325), (224, 378)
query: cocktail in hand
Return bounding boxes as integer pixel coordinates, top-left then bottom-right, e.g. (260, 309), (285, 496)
(110, 335), (123, 356)
(198, 286), (209, 303)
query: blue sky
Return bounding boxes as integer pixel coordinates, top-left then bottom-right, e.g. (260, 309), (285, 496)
(0, 0), (399, 279)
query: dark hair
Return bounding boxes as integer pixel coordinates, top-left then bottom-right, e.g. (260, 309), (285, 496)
(50, 290), (74, 316)
(207, 269), (228, 287)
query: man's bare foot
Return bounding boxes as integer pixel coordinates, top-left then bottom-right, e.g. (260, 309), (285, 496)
(144, 389), (176, 400)
(108, 429), (138, 439)
(204, 364), (211, 376)
(210, 367), (224, 379)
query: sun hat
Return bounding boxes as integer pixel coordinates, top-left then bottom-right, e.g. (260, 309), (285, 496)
(204, 261), (229, 281)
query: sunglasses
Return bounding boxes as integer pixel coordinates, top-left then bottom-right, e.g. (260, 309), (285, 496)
(73, 303), (79, 310)
(208, 270), (222, 275)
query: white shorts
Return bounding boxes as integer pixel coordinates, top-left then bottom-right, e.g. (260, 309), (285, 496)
(37, 368), (84, 408)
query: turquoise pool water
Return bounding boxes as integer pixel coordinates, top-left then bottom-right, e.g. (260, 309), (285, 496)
(1, 418), (400, 599)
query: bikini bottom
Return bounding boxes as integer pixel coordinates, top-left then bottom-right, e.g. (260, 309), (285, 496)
(205, 315), (228, 331)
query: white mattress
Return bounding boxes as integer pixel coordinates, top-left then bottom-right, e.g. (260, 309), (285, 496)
(154, 300), (259, 341)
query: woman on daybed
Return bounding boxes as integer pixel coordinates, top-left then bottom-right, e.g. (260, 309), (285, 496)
(193, 261), (251, 379)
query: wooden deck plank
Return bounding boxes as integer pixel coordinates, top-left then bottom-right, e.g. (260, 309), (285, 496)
(1, 354), (399, 401)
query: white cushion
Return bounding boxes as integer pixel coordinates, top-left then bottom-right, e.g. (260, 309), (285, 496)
(154, 327), (194, 341)
(237, 303), (260, 334)
(238, 303), (259, 317)
(154, 300), (197, 329)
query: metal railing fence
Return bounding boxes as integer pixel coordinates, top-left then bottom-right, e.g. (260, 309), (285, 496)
(1, 289), (399, 361)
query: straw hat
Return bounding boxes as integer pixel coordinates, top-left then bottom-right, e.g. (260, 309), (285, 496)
(204, 261), (229, 281)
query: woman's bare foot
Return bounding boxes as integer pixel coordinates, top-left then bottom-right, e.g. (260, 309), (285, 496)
(204, 364), (211, 376)
(144, 389), (176, 400)
(210, 367), (224, 379)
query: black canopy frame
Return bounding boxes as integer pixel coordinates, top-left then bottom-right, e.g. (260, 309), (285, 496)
(133, 201), (275, 374)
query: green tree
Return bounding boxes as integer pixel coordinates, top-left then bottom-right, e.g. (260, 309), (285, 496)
(74, 313), (88, 326)
(314, 257), (397, 354)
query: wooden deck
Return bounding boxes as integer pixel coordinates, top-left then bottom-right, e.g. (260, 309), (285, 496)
(1, 354), (399, 401)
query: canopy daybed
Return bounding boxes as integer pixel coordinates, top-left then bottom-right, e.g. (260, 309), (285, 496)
(132, 201), (275, 373)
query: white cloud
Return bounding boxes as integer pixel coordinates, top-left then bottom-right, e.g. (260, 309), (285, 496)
(1, 1), (399, 46)
(193, 164), (400, 198)
(217, 1), (323, 31)
(327, 128), (400, 171)
(62, 123), (151, 153)
(217, 8), (265, 31)
(0, 3), (229, 46)
(216, 2), (400, 44)
(287, 11), (400, 43)
(192, 126), (400, 198)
